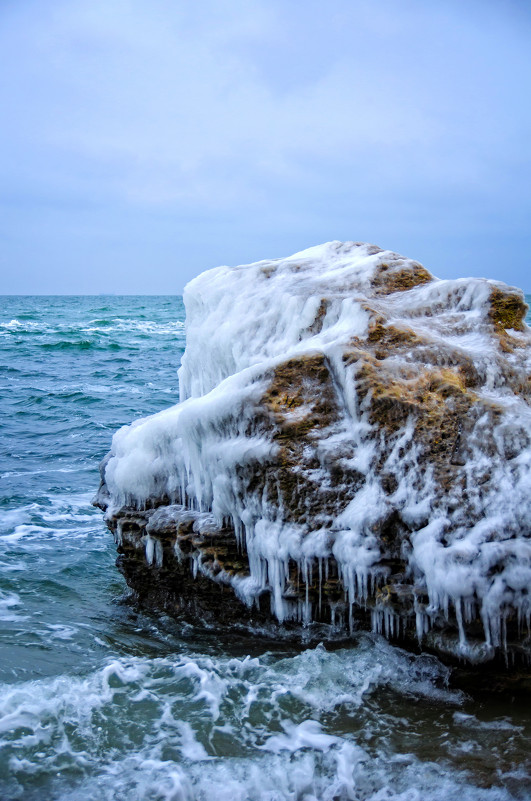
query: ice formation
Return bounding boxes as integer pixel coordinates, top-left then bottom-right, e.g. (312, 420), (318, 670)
(96, 241), (531, 664)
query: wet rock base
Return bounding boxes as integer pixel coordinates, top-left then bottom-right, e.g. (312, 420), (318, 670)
(105, 502), (531, 694)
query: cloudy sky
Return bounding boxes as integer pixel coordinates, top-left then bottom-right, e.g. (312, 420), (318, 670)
(1, 0), (530, 293)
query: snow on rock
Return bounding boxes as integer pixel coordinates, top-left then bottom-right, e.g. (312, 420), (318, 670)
(95, 241), (531, 664)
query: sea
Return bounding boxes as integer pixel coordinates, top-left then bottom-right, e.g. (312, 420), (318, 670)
(0, 295), (530, 801)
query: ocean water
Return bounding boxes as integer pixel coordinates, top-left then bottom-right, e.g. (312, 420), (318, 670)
(0, 295), (530, 801)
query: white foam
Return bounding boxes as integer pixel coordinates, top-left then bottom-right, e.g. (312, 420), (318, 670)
(0, 641), (522, 801)
(0, 591), (28, 622)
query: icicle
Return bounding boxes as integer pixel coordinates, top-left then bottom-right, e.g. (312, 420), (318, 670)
(174, 539), (183, 562)
(145, 535), (155, 566)
(502, 616), (508, 653)
(454, 597), (467, 647)
(481, 605), (492, 648)
(318, 558), (323, 617)
(371, 608), (383, 635)
(303, 559), (310, 609)
(155, 538), (164, 568)
(114, 520), (123, 546)
(415, 603), (426, 643)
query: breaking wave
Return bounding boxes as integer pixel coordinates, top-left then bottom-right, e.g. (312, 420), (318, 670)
(1, 639), (528, 800)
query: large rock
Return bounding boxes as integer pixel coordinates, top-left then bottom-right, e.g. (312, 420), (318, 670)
(95, 241), (531, 667)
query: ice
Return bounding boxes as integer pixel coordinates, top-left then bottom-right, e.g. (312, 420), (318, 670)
(101, 241), (531, 654)
(178, 241), (372, 401)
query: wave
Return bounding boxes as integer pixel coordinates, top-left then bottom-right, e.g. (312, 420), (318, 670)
(0, 493), (101, 541)
(88, 318), (185, 336)
(1, 318), (184, 335)
(0, 319), (42, 332)
(0, 641), (527, 800)
(40, 339), (96, 351)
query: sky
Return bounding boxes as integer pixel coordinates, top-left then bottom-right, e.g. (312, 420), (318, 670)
(1, 0), (530, 294)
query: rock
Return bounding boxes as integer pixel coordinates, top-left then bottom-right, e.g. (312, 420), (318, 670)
(94, 241), (531, 669)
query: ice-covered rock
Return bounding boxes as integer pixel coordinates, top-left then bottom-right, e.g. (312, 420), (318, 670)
(95, 241), (531, 665)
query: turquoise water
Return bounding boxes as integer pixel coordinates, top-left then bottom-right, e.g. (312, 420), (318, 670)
(0, 295), (530, 801)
